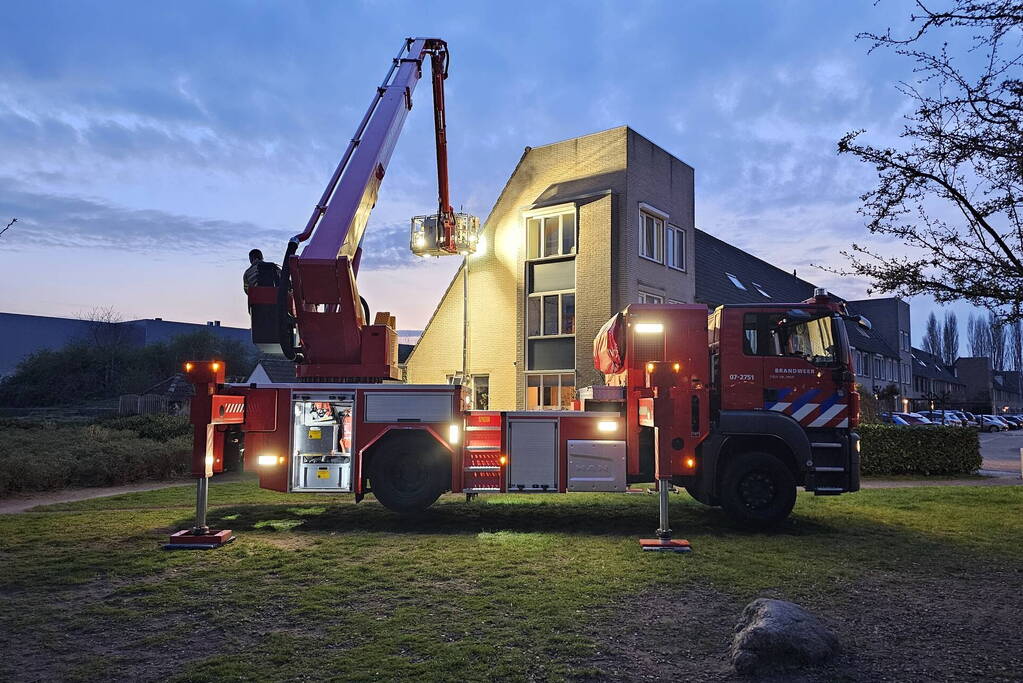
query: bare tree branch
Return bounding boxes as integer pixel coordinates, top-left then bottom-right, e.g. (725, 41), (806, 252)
(833, 1), (1023, 323)
(0, 218), (16, 239)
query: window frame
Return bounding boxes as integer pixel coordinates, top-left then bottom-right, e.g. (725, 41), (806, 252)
(470, 374), (490, 410)
(638, 291), (664, 304)
(524, 205), (578, 261)
(638, 203), (667, 264)
(527, 290), (576, 339)
(666, 224), (686, 271)
(524, 372), (576, 410)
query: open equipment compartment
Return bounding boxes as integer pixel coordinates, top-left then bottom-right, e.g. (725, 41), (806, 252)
(290, 391), (354, 492)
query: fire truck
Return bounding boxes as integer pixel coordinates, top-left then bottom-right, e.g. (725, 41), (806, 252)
(169, 38), (865, 551)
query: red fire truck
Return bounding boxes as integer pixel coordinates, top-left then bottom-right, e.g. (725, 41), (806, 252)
(169, 38), (864, 551)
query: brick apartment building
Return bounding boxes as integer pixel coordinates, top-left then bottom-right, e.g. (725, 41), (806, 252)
(404, 126), (1010, 414)
(405, 126), (696, 410)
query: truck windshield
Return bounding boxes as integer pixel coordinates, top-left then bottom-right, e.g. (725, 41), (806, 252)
(782, 315), (837, 365)
(742, 312), (839, 366)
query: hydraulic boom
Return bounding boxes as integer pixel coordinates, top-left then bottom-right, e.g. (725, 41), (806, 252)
(247, 37), (472, 382)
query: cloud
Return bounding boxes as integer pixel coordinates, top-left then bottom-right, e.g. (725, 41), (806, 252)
(0, 180), (279, 252)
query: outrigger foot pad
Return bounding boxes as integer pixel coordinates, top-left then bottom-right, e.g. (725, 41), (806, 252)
(163, 529), (235, 550)
(639, 538), (692, 553)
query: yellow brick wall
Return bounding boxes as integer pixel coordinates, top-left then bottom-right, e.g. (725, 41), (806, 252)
(404, 267), (464, 385)
(406, 127), (629, 410)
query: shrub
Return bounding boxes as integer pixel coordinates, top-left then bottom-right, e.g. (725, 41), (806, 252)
(858, 424), (982, 476)
(0, 421), (191, 497)
(94, 414), (191, 441)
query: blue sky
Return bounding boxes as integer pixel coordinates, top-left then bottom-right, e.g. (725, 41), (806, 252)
(0, 0), (980, 342)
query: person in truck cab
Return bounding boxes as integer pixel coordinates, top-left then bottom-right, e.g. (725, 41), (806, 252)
(243, 249), (281, 293)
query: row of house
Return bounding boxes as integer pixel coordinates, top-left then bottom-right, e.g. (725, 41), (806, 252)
(399, 126), (1022, 415)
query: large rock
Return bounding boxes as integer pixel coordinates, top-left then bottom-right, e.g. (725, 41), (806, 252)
(729, 598), (839, 674)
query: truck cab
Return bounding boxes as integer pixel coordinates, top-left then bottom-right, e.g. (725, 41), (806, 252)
(690, 290), (862, 524)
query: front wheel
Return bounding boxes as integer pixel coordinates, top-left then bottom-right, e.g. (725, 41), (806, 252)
(720, 452), (796, 528)
(369, 442), (447, 515)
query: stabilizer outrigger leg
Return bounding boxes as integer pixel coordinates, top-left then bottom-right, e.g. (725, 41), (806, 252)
(164, 360), (238, 550)
(164, 477), (235, 550)
(639, 479), (691, 553)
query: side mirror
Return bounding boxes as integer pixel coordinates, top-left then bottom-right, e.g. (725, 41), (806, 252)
(845, 314), (872, 330)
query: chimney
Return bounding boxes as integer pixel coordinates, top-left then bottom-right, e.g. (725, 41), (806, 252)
(214, 320), (221, 327)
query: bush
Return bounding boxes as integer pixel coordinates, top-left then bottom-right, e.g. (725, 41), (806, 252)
(0, 418), (192, 497)
(94, 414), (191, 441)
(858, 424), (982, 476)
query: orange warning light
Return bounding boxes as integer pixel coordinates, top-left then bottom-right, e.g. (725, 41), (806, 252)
(211, 362), (221, 372)
(646, 362), (654, 373)
(185, 362), (194, 372)
(673, 362), (681, 372)
(684, 457), (696, 469)
(498, 455), (507, 466)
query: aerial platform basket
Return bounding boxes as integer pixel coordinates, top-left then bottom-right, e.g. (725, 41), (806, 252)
(410, 212), (480, 257)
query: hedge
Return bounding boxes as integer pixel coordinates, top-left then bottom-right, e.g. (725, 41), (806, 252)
(858, 424), (982, 476)
(0, 416), (191, 497)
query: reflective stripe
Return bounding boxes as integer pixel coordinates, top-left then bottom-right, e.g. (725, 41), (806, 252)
(835, 418), (849, 428)
(792, 403), (819, 422)
(769, 402), (791, 412)
(809, 403), (846, 428)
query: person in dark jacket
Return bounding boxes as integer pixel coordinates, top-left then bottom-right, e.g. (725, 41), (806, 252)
(243, 249), (281, 293)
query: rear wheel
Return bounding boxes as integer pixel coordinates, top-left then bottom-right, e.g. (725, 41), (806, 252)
(368, 437), (447, 514)
(720, 451), (796, 528)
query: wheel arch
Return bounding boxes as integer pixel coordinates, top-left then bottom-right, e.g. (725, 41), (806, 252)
(359, 426), (454, 492)
(711, 410), (812, 489)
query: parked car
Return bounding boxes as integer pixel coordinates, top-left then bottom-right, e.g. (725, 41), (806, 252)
(880, 412), (911, 426)
(1000, 415), (1022, 429)
(919, 410), (962, 426)
(894, 412), (934, 425)
(978, 415), (1007, 432)
(952, 411), (975, 426)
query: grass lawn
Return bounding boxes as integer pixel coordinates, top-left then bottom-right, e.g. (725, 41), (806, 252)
(1, 479), (1021, 682)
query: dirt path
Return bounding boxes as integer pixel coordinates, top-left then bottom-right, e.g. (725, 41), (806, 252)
(0, 472), (246, 514)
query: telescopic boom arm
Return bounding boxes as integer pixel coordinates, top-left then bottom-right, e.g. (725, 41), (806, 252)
(251, 37), (460, 382)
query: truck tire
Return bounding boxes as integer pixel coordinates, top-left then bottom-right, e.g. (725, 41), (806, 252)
(369, 443), (446, 515)
(720, 451), (796, 528)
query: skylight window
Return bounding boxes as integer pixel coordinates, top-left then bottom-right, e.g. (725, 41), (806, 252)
(752, 282), (771, 298)
(725, 272), (746, 290)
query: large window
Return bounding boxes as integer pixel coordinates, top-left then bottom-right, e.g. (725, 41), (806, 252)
(527, 211), (576, 259)
(666, 225), (686, 271)
(526, 208), (576, 383)
(526, 373), (576, 410)
(640, 211), (664, 262)
(638, 291), (664, 304)
(527, 293), (575, 336)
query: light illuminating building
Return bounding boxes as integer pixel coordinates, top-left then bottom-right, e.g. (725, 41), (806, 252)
(405, 127), (696, 410)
